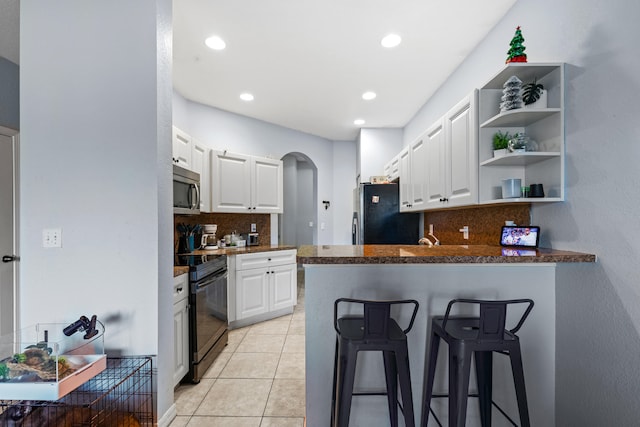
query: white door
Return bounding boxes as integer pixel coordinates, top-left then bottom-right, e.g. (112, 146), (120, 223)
(211, 150), (252, 213)
(191, 140), (210, 212)
(236, 268), (269, 319)
(446, 91), (478, 207)
(173, 297), (189, 386)
(409, 136), (427, 211)
(398, 147), (411, 211)
(0, 130), (18, 336)
(270, 264), (296, 311)
(251, 157), (283, 213)
(172, 126), (192, 168)
(425, 119), (447, 209)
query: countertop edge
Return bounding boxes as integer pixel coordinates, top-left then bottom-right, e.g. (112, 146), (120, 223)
(296, 245), (596, 265)
(174, 245), (297, 277)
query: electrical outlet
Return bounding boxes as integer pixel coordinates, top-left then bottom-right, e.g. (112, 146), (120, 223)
(251, 223), (257, 232)
(43, 228), (62, 248)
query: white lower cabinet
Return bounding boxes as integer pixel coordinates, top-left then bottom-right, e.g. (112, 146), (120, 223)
(228, 249), (297, 328)
(173, 273), (189, 387)
(236, 267), (269, 319)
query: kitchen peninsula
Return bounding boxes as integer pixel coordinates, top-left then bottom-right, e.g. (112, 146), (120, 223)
(298, 244), (595, 426)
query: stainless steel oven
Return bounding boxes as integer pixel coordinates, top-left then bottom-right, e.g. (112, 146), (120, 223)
(175, 254), (228, 383)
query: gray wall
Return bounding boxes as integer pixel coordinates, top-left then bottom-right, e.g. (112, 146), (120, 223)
(358, 128), (403, 182)
(20, 0), (174, 421)
(281, 154), (317, 246)
(0, 57), (19, 130)
(405, 0), (640, 424)
(332, 140), (357, 243)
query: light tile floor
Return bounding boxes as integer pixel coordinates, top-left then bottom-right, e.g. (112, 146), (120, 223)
(170, 271), (306, 427)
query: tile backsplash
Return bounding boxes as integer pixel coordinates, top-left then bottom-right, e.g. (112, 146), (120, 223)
(424, 204), (531, 245)
(175, 205), (530, 252)
(174, 213), (271, 252)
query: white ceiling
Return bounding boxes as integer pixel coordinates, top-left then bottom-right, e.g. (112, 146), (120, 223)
(1, 0), (518, 141)
(173, 0), (517, 141)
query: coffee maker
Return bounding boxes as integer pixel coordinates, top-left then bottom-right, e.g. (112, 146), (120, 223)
(200, 224), (218, 249)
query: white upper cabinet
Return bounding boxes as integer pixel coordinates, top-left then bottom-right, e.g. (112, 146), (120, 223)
(478, 63), (565, 204)
(211, 150), (283, 214)
(384, 154), (400, 182)
(398, 147), (412, 212)
(443, 91), (478, 208)
(211, 151), (252, 213)
(423, 90), (478, 211)
(424, 118), (447, 209)
(191, 139), (211, 212)
(408, 135), (428, 211)
(252, 157), (283, 213)
(172, 126), (192, 169)
(172, 126), (212, 212)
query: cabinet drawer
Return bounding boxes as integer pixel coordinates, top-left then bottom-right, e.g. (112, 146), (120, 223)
(235, 249), (297, 270)
(173, 273), (189, 305)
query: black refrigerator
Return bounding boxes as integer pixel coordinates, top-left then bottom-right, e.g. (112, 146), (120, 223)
(352, 183), (420, 244)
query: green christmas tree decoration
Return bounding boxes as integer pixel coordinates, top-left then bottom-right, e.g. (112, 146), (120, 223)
(506, 26), (527, 64)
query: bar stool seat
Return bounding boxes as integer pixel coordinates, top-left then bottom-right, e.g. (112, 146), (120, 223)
(332, 298), (419, 427)
(420, 298), (534, 427)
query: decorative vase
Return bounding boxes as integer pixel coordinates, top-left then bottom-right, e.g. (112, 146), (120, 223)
(493, 149), (508, 158)
(523, 89), (548, 109)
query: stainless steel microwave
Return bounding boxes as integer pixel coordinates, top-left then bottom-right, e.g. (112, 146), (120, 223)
(173, 164), (200, 215)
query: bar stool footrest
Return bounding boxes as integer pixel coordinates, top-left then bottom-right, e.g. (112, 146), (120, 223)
(426, 394), (520, 427)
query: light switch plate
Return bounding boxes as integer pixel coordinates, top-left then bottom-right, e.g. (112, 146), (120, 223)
(251, 223), (257, 232)
(43, 228), (62, 248)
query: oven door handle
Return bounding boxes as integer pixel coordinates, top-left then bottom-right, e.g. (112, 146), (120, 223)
(193, 272), (228, 292)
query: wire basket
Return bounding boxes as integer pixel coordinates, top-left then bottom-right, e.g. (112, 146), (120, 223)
(0, 356), (154, 426)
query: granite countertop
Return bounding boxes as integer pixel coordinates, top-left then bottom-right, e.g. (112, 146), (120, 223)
(296, 244), (596, 265)
(189, 244), (296, 256)
(174, 266), (190, 277)
(174, 245), (297, 277)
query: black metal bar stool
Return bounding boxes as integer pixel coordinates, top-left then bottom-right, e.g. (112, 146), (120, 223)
(331, 298), (419, 427)
(420, 298), (534, 427)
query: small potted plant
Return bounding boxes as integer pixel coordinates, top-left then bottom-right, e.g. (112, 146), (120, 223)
(508, 132), (527, 153)
(522, 78), (547, 109)
(492, 131), (510, 157)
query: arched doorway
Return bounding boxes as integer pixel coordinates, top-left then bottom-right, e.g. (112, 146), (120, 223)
(279, 152), (317, 247)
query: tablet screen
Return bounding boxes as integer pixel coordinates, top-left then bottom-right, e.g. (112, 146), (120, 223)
(500, 226), (540, 248)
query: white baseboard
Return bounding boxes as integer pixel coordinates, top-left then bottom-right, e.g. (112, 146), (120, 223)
(157, 403), (177, 427)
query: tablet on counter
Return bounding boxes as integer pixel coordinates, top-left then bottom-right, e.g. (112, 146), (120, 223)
(500, 226), (540, 248)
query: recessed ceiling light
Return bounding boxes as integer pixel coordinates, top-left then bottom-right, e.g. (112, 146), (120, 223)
(240, 93), (254, 101)
(205, 35), (226, 50)
(354, 119), (365, 126)
(362, 91), (377, 100)
(381, 33), (402, 48)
